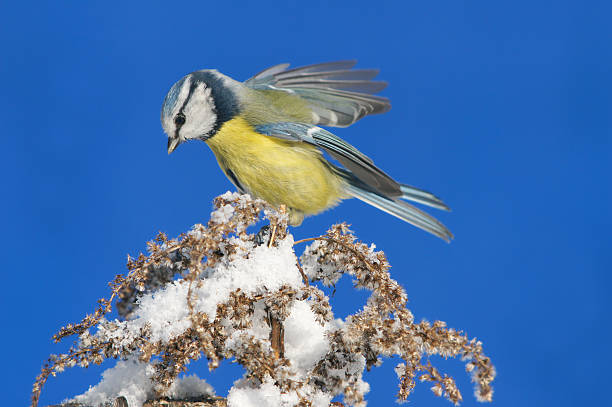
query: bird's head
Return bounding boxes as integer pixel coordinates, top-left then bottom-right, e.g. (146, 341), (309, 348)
(161, 70), (239, 154)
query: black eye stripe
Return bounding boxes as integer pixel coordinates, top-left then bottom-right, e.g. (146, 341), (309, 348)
(179, 78), (201, 113)
(174, 113), (186, 126)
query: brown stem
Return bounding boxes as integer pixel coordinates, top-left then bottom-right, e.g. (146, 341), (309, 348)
(296, 261), (310, 286)
(266, 309), (285, 359)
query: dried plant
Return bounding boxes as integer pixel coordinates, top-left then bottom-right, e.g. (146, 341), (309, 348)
(32, 193), (495, 407)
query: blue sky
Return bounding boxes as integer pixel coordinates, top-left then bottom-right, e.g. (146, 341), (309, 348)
(2, 1), (610, 406)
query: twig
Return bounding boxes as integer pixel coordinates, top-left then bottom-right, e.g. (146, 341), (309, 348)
(294, 236), (376, 273)
(296, 261), (310, 286)
(268, 313), (285, 359)
(268, 223), (277, 248)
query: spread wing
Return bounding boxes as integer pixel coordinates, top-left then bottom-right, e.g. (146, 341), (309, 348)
(245, 61), (391, 127)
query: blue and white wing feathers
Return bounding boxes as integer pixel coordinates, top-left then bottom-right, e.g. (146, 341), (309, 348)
(245, 61), (391, 127)
(255, 122), (453, 241)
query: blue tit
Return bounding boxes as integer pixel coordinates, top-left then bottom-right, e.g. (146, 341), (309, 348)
(161, 60), (453, 242)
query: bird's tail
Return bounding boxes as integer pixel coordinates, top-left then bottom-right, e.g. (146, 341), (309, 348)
(399, 184), (451, 211)
(344, 182), (454, 242)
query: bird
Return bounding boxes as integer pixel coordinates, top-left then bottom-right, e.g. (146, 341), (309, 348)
(160, 60), (453, 242)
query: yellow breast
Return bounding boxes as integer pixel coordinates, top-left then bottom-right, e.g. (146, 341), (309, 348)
(205, 117), (345, 219)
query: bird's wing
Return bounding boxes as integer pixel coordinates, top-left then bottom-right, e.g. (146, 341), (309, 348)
(255, 122), (452, 241)
(254, 122), (402, 197)
(245, 61), (390, 127)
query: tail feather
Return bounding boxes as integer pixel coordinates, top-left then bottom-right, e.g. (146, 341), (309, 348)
(400, 184), (451, 211)
(346, 185), (453, 242)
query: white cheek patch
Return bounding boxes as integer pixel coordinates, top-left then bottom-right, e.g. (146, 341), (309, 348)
(181, 84), (217, 140)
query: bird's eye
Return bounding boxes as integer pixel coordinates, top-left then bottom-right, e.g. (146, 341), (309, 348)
(174, 113), (186, 126)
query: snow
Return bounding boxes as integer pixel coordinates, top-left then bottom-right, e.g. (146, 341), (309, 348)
(299, 239), (344, 286)
(70, 200), (367, 407)
(71, 359), (213, 407)
(210, 203), (235, 224)
(283, 300), (330, 376)
(227, 377), (284, 407)
(71, 359), (153, 407)
(166, 374), (215, 400)
(120, 235), (303, 344)
(53, 193), (493, 407)
(226, 376), (332, 407)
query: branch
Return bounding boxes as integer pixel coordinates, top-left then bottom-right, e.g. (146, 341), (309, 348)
(49, 396), (346, 407)
(49, 396), (226, 407)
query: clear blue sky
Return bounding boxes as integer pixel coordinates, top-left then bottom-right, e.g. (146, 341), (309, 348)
(2, 1), (610, 406)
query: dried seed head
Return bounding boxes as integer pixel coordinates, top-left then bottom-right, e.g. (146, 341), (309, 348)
(32, 193), (495, 407)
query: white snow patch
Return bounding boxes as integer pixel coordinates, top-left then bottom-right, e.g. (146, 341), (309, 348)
(227, 376), (333, 407)
(70, 359), (213, 407)
(284, 301), (329, 376)
(113, 235), (302, 344)
(167, 374), (215, 400)
(210, 203), (235, 224)
(227, 378), (282, 407)
(193, 236), (301, 322)
(131, 281), (191, 343)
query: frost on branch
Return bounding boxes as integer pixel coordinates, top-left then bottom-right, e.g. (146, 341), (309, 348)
(32, 193), (495, 407)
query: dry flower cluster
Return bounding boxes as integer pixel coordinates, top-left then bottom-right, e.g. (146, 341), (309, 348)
(32, 193), (495, 407)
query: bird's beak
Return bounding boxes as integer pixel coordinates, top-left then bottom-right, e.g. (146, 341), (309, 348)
(167, 137), (180, 154)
